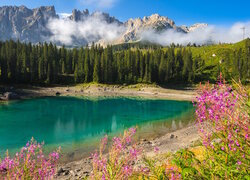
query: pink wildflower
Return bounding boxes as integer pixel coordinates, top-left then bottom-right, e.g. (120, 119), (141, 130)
(154, 147), (159, 153)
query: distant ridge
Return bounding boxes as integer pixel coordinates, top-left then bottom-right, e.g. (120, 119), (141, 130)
(0, 5), (208, 46)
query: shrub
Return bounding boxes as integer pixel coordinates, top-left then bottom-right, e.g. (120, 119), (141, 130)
(0, 138), (60, 179)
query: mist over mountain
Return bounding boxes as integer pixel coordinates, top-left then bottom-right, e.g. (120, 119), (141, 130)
(0, 5), (249, 47)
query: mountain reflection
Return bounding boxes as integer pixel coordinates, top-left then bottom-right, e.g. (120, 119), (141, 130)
(0, 97), (194, 155)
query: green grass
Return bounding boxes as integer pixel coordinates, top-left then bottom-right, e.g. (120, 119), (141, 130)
(158, 39), (249, 65)
(190, 41), (246, 64)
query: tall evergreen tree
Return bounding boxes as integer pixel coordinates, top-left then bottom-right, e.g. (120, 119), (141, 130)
(93, 53), (100, 83)
(84, 47), (90, 82)
(159, 52), (167, 83)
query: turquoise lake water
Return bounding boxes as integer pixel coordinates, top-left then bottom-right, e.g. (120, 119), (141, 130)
(0, 96), (194, 161)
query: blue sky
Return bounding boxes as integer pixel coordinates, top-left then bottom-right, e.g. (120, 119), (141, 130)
(0, 0), (249, 26)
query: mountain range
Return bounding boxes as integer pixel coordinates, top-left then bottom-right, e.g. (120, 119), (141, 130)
(0, 5), (208, 46)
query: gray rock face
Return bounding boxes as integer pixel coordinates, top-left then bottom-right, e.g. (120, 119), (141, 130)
(67, 9), (122, 26)
(115, 14), (208, 44)
(0, 5), (208, 46)
(93, 11), (122, 25)
(69, 9), (89, 21)
(0, 6), (58, 43)
(115, 14), (187, 44)
(187, 23), (208, 32)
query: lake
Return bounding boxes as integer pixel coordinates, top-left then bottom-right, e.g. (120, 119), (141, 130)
(0, 96), (194, 161)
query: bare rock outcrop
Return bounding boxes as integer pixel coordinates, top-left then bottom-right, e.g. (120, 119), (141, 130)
(0, 5), (208, 46)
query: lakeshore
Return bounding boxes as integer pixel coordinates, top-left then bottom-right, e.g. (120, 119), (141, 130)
(55, 124), (200, 179)
(0, 84), (199, 179)
(0, 83), (196, 102)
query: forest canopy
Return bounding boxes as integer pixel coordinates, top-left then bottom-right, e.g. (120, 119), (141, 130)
(0, 39), (249, 85)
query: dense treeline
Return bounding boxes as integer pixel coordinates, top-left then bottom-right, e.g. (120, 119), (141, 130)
(112, 41), (162, 51)
(0, 40), (249, 85)
(222, 40), (250, 83)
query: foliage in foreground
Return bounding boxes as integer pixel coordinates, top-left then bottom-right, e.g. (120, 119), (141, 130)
(191, 79), (249, 179)
(92, 79), (249, 179)
(0, 138), (60, 179)
(91, 128), (141, 179)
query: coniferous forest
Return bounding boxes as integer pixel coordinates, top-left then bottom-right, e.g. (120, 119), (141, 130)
(0, 39), (249, 85)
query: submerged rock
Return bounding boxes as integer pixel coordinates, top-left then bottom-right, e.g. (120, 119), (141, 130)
(0, 92), (20, 100)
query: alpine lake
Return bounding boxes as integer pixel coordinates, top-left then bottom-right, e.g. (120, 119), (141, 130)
(0, 96), (194, 162)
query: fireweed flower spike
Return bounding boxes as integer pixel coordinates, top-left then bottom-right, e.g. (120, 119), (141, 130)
(0, 138), (60, 179)
(91, 127), (141, 180)
(193, 79), (249, 179)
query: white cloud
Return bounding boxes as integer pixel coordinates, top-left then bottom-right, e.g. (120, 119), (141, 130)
(47, 14), (125, 45)
(58, 13), (71, 19)
(141, 22), (250, 46)
(79, 0), (118, 9)
(47, 14), (250, 46)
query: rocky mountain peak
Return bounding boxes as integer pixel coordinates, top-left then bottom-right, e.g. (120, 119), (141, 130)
(188, 23), (208, 32)
(125, 14), (174, 29)
(142, 14), (175, 26)
(118, 14), (180, 44)
(70, 9), (89, 21)
(91, 11), (122, 24)
(68, 9), (121, 25)
(0, 5), (209, 46)
(0, 5), (58, 42)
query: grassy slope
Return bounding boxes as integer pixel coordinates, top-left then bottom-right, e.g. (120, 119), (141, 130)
(113, 39), (249, 84)
(190, 40), (247, 65)
(114, 39), (248, 65)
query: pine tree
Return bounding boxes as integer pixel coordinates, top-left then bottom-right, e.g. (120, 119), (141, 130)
(143, 52), (151, 83)
(139, 52), (144, 82)
(0, 44), (7, 82)
(175, 48), (183, 81)
(77, 47), (84, 82)
(100, 52), (105, 83)
(166, 47), (175, 81)
(66, 50), (72, 74)
(159, 52), (166, 83)
(84, 47), (90, 83)
(60, 46), (66, 74)
(30, 47), (37, 82)
(72, 48), (78, 72)
(38, 57), (44, 81)
(74, 63), (79, 83)
(93, 53), (100, 83)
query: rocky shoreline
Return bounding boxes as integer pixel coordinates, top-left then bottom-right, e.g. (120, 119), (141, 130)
(0, 84), (196, 102)
(55, 124), (199, 180)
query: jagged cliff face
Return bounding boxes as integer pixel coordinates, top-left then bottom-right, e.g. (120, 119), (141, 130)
(0, 6), (58, 43)
(116, 14), (190, 44)
(182, 23), (208, 32)
(0, 5), (208, 46)
(111, 14), (208, 44)
(69, 9), (89, 21)
(68, 9), (122, 25)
